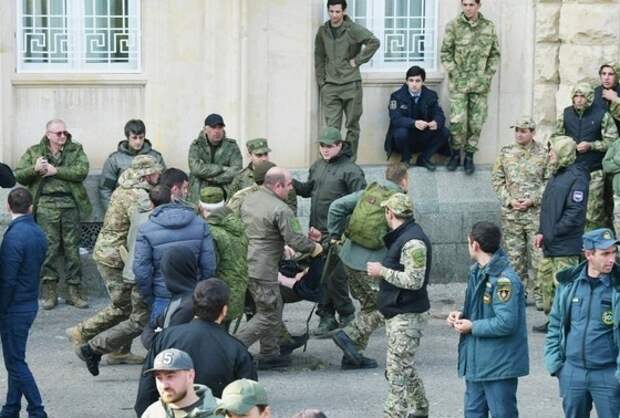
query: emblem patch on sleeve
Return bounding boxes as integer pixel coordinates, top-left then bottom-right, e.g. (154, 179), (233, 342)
(289, 217), (302, 234)
(496, 277), (512, 303)
(572, 191), (584, 203)
(410, 247), (426, 268)
(389, 100), (397, 110)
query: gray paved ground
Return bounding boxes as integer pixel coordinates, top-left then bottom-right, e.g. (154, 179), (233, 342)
(0, 284), (569, 418)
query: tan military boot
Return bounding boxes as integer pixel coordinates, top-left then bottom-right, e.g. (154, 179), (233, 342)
(66, 285), (89, 309)
(41, 281), (58, 310)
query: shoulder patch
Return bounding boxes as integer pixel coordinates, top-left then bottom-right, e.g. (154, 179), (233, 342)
(572, 190), (584, 203)
(289, 217), (302, 234)
(389, 100), (397, 110)
(496, 277), (512, 303)
(410, 247), (426, 268)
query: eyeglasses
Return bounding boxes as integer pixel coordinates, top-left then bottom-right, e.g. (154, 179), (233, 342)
(48, 130), (68, 137)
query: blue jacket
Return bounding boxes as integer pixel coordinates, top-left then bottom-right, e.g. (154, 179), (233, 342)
(133, 203), (216, 302)
(458, 249), (529, 381)
(544, 262), (620, 382)
(0, 215), (47, 314)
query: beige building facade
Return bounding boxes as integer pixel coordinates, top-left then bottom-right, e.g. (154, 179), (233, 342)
(0, 0), (618, 171)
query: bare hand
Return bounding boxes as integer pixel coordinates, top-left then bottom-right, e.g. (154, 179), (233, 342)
(42, 164), (57, 177)
(35, 157), (48, 174)
(308, 227), (322, 242)
(414, 120), (428, 130)
(603, 88), (619, 102)
(427, 120), (438, 131)
(533, 234), (544, 249)
(367, 262), (383, 277)
(454, 319), (473, 334)
(520, 198), (533, 209)
(446, 310), (462, 327)
(349, 59), (357, 68)
(576, 142), (592, 153)
(283, 245), (296, 259)
(510, 199), (524, 211)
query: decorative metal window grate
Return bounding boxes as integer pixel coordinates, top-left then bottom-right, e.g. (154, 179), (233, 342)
(17, 0), (141, 72)
(324, 0), (438, 71)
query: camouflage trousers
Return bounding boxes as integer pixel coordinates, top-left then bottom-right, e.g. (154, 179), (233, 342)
(501, 215), (542, 294)
(342, 266), (384, 351)
(384, 312), (429, 418)
(538, 256), (579, 315)
(613, 195), (620, 238)
(90, 284), (149, 355)
(235, 280), (283, 357)
(36, 205), (82, 285)
(321, 81), (363, 161)
(585, 170), (610, 231)
(449, 92), (488, 154)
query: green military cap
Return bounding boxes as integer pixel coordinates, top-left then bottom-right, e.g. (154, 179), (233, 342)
(246, 138), (271, 155)
(254, 160), (277, 185)
(215, 379), (269, 415)
(200, 186), (225, 204)
(316, 127), (342, 144)
(381, 193), (414, 217)
(510, 116), (536, 130)
(131, 155), (162, 177)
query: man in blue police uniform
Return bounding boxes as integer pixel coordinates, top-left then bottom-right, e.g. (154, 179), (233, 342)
(384, 65), (451, 170)
(447, 221), (529, 418)
(544, 228), (620, 418)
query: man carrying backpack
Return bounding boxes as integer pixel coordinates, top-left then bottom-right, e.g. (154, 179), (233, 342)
(327, 163), (409, 369)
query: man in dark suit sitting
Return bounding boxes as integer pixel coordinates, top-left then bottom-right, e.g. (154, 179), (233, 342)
(384, 65), (451, 170)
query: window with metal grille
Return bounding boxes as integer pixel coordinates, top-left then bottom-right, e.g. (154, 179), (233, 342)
(324, 0), (438, 71)
(17, 0), (141, 72)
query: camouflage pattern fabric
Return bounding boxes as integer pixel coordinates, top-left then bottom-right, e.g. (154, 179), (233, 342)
(228, 165), (256, 198)
(379, 239), (427, 290)
(614, 195), (620, 238)
(586, 169), (610, 231)
(448, 92), (488, 153)
(538, 256), (579, 315)
(502, 217), (543, 295)
(384, 312), (429, 418)
(342, 265), (384, 351)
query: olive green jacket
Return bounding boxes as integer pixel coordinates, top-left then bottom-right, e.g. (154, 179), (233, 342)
(188, 132), (243, 203)
(314, 15), (380, 86)
(602, 140), (620, 196)
(15, 136), (92, 220)
(229, 163), (298, 212)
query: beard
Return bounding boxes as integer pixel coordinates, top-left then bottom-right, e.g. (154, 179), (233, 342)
(161, 388), (188, 404)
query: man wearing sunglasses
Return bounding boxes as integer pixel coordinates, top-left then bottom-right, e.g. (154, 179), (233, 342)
(15, 119), (92, 311)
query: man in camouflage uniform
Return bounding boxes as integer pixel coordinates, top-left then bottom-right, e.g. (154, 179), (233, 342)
(491, 117), (547, 310)
(441, 0), (500, 175)
(329, 163), (409, 370)
(227, 161), (276, 217)
(198, 186), (249, 324)
(236, 167), (323, 370)
(98, 119), (165, 212)
(66, 155), (161, 367)
(367, 193), (431, 418)
(15, 119), (92, 310)
(188, 114), (243, 203)
(553, 82), (619, 231)
(315, 0), (380, 161)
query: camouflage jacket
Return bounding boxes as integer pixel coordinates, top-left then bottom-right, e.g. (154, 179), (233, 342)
(93, 168), (152, 268)
(98, 139), (165, 212)
(229, 164), (298, 212)
(188, 132), (243, 203)
(440, 12), (500, 94)
(15, 136), (92, 220)
(240, 186), (317, 282)
(491, 140), (548, 221)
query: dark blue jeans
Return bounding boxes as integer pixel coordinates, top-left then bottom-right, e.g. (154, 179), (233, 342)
(464, 378), (518, 418)
(0, 310), (46, 417)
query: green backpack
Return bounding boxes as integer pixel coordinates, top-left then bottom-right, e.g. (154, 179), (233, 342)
(345, 182), (397, 250)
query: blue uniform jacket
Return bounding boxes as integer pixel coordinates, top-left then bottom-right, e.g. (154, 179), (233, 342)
(0, 214), (47, 315)
(458, 249), (530, 381)
(384, 84), (446, 155)
(544, 262), (620, 382)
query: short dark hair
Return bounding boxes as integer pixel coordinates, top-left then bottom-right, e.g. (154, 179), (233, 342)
(149, 184), (171, 207)
(192, 278), (230, 322)
(124, 119), (146, 138)
(385, 163), (408, 185)
(160, 168), (189, 189)
(469, 221), (501, 254)
(406, 65), (426, 82)
(327, 0), (347, 10)
(463, 0), (481, 4)
(8, 187), (32, 214)
(599, 64), (616, 76)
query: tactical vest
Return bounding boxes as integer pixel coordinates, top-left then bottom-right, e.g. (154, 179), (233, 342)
(378, 218), (431, 319)
(345, 182), (397, 250)
(563, 106), (606, 172)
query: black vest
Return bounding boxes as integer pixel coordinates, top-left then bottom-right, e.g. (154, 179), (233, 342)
(378, 218), (431, 319)
(563, 105), (606, 172)
(593, 85), (620, 133)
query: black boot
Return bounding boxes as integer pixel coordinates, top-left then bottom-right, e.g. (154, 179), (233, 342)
(331, 330), (363, 366)
(280, 333), (309, 356)
(416, 156), (436, 172)
(80, 344), (102, 376)
(447, 151), (460, 171)
(257, 353), (291, 370)
(464, 152), (475, 175)
(341, 355), (378, 370)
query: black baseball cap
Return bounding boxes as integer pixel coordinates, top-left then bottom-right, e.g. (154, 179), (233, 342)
(205, 114), (225, 127)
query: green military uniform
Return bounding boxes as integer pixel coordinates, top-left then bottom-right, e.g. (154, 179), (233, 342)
(188, 131), (243, 203)
(553, 83), (619, 231)
(315, 15), (380, 161)
(15, 135), (92, 307)
(602, 139), (620, 237)
(199, 187), (249, 322)
(98, 139), (165, 212)
(440, 12), (500, 154)
(491, 117), (547, 307)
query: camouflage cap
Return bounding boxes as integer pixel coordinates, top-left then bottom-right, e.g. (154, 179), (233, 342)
(510, 116), (536, 130)
(254, 160), (277, 185)
(215, 379), (269, 415)
(571, 82), (594, 102)
(380, 193), (414, 217)
(200, 186), (225, 204)
(131, 155), (162, 177)
(246, 138), (271, 155)
(316, 127), (342, 145)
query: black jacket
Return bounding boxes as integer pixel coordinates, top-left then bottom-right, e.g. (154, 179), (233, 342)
(384, 84), (446, 155)
(538, 164), (590, 257)
(0, 162), (15, 188)
(134, 319), (257, 417)
(593, 84), (620, 132)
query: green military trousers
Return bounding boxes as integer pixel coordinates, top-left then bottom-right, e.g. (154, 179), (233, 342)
(586, 170), (610, 231)
(449, 92), (489, 154)
(538, 256), (579, 315)
(321, 81), (363, 161)
(501, 215), (542, 294)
